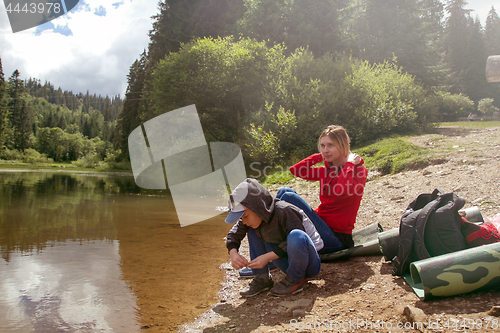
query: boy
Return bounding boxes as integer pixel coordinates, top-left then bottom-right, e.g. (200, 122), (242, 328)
(225, 178), (324, 297)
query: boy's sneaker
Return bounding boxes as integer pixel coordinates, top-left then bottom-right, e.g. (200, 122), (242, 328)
(270, 275), (307, 296)
(240, 277), (274, 297)
(239, 263), (279, 279)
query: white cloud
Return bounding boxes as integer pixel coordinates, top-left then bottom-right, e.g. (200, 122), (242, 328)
(0, 0), (158, 96)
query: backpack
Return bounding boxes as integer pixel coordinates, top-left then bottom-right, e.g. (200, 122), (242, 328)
(392, 189), (467, 276)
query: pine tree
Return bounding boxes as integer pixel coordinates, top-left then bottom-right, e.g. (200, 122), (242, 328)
(484, 6), (500, 108)
(463, 17), (489, 102)
(356, 0), (443, 85)
(485, 6), (500, 56)
(8, 70), (33, 150)
(115, 51), (148, 159)
(0, 58), (8, 148)
(148, 0), (244, 65)
(441, 0), (473, 92)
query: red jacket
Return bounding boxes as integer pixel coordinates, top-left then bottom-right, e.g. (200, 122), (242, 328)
(289, 153), (367, 234)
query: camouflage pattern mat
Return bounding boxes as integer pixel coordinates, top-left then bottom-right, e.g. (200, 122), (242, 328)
(378, 227), (400, 261)
(405, 241), (500, 300)
(320, 222), (383, 262)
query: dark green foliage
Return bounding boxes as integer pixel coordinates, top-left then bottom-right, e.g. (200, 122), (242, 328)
(0, 57), (120, 166)
(114, 0), (500, 165)
(148, 0), (245, 65)
(115, 51), (149, 161)
(152, 36), (280, 144)
(355, 0), (444, 86)
(485, 6), (500, 56)
(485, 7), (500, 108)
(25, 78), (123, 121)
(35, 127), (112, 163)
(0, 58), (7, 148)
(151, 38), (432, 165)
(239, 0), (348, 57)
(8, 70), (34, 151)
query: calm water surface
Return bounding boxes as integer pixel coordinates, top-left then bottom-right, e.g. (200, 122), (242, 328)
(0, 171), (231, 332)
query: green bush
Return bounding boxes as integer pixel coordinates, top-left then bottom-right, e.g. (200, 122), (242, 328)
(152, 37), (435, 165)
(72, 152), (102, 168)
(434, 91), (474, 121)
(21, 148), (53, 164)
(478, 98), (499, 117)
(0, 148), (53, 164)
(0, 148), (23, 161)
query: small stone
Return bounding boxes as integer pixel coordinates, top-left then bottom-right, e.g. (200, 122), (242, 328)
(292, 309), (306, 318)
(488, 306), (500, 317)
(403, 305), (427, 325)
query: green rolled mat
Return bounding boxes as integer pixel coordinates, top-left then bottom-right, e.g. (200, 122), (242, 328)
(320, 222), (383, 262)
(378, 227), (400, 261)
(404, 241), (500, 300)
(352, 222), (384, 244)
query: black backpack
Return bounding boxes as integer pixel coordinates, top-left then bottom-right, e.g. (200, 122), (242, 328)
(392, 189), (467, 276)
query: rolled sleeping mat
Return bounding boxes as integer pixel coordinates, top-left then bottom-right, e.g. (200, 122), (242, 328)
(320, 222), (383, 262)
(320, 239), (381, 262)
(404, 241), (500, 300)
(352, 222), (384, 244)
(378, 227), (400, 261)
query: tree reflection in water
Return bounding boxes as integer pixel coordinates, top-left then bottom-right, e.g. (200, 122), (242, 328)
(0, 171), (231, 332)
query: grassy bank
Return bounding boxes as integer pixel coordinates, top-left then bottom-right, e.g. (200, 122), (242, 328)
(264, 121), (500, 186)
(262, 137), (437, 186)
(0, 159), (132, 174)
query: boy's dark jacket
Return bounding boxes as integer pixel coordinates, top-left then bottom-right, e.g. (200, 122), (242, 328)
(225, 178), (305, 258)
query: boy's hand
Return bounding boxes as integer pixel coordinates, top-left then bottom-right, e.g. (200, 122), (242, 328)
(248, 252), (279, 269)
(229, 249), (248, 269)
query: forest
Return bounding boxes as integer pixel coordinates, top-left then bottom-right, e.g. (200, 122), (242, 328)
(0, 64), (124, 168)
(1, 0), (500, 168)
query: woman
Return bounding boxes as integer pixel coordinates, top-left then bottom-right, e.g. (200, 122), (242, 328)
(277, 125), (367, 253)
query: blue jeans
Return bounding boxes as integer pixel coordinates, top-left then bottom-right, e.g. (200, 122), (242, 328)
(276, 187), (345, 254)
(247, 228), (321, 282)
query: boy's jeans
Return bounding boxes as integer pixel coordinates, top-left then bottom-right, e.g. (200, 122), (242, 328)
(247, 228), (321, 282)
(276, 187), (345, 254)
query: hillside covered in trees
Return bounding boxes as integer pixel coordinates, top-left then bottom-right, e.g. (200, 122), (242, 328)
(1, 0), (499, 169)
(115, 0), (500, 167)
(0, 61), (124, 168)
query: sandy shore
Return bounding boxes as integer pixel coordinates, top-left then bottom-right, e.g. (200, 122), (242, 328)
(179, 126), (500, 333)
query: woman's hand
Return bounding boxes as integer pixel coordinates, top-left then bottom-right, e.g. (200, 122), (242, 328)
(229, 249), (248, 269)
(347, 152), (361, 165)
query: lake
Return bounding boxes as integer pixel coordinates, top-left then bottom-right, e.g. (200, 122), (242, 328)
(0, 170), (232, 332)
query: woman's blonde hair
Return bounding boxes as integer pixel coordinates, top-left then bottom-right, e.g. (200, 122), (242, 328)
(317, 125), (351, 157)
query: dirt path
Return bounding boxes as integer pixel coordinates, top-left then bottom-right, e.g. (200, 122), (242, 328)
(180, 126), (500, 333)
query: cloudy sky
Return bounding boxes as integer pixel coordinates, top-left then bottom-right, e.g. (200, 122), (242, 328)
(0, 0), (497, 98)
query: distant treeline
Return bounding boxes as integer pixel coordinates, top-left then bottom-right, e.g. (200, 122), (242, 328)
(25, 78), (123, 120)
(114, 0), (500, 166)
(0, 62), (125, 169)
